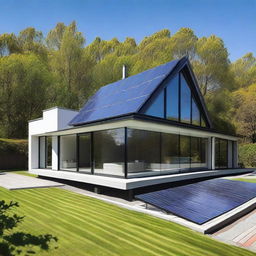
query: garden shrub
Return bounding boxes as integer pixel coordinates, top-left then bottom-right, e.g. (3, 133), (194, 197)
(239, 143), (256, 168)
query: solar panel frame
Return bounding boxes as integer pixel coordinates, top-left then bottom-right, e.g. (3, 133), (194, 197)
(135, 179), (256, 224)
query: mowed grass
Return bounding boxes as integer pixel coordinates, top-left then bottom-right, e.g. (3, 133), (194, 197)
(232, 178), (256, 183)
(0, 169), (37, 177)
(0, 187), (254, 256)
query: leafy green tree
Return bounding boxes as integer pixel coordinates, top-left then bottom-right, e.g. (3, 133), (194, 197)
(231, 53), (256, 88)
(0, 33), (21, 56)
(193, 35), (230, 95)
(0, 54), (51, 137)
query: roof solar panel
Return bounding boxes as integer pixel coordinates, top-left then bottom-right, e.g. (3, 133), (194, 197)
(69, 59), (180, 126)
(135, 179), (256, 224)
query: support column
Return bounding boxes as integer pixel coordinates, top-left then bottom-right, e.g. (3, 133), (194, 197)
(52, 136), (58, 170)
(29, 135), (39, 170)
(211, 137), (215, 170)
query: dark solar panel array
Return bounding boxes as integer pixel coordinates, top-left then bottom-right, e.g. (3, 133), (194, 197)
(69, 59), (180, 126)
(135, 179), (256, 224)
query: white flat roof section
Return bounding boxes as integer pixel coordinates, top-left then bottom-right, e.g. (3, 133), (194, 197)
(30, 168), (253, 190)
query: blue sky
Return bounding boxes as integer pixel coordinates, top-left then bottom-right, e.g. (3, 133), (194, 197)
(0, 0), (255, 61)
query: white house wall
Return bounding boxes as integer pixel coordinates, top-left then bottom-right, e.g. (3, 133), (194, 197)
(28, 107), (79, 170)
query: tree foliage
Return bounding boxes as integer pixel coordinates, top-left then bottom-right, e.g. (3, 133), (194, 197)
(0, 22), (254, 139)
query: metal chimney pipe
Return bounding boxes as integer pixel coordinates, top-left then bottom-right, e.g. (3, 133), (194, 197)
(122, 65), (126, 79)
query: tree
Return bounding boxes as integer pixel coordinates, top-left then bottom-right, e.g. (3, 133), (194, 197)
(231, 53), (256, 88)
(0, 54), (51, 137)
(192, 35), (231, 95)
(232, 84), (256, 142)
(48, 21), (88, 109)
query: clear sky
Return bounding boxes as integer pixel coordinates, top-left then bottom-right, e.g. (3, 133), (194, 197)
(0, 0), (255, 61)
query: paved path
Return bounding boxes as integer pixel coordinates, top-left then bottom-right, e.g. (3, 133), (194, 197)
(0, 172), (64, 190)
(213, 210), (256, 252)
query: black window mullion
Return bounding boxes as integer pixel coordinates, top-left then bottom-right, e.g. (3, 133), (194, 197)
(57, 136), (60, 170)
(76, 134), (79, 172)
(91, 132), (94, 175)
(178, 73), (181, 122)
(124, 127), (128, 178)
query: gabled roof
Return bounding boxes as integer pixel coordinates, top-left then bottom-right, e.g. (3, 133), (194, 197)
(69, 57), (212, 128)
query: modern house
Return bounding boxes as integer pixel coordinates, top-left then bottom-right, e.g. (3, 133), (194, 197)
(29, 57), (241, 194)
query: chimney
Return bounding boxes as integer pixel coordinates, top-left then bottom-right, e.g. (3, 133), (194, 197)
(122, 65), (126, 79)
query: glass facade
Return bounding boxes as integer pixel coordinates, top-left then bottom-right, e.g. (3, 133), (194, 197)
(143, 71), (208, 128)
(93, 128), (125, 177)
(39, 136), (46, 168)
(180, 74), (191, 124)
(78, 133), (91, 173)
(161, 133), (180, 173)
(166, 75), (179, 121)
(38, 130), (234, 179)
(60, 135), (77, 171)
(215, 138), (228, 169)
(145, 90), (164, 118)
(192, 98), (200, 126)
(127, 129), (161, 178)
(39, 136), (52, 169)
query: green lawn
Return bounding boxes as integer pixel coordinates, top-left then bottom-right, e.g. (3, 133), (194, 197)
(0, 169), (37, 177)
(232, 178), (256, 183)
(0, 187), (254, 256)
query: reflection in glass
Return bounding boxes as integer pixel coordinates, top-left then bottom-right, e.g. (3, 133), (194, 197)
(78, 133), (91, 173)
(39, 137), (46, 168)
(161, 133), (180, 173)
(192, 98), (200, 126)
(46, 137), (52, 168)
(145, 90), (164, 118)
(180, 74), (191, 124)
(127, 129), (161, 177)
(180, 135), (191, 171)
(215, 138), (228, 168)
(94, 128), (125, 177)
(166, 75), (179, 121)
(60, 135), (77, 171)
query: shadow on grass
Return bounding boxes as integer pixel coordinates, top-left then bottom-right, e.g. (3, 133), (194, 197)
(0, 200), (58, 256)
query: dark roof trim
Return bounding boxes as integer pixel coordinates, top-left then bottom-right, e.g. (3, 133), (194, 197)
(51, 111), (236, 138)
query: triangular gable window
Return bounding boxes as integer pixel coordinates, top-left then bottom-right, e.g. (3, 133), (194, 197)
(143, 69), (209, 128)
(145, 90), (164, 118)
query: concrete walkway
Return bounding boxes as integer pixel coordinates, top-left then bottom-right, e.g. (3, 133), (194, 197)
(213, 210), (256, 252)
(0, 172), (64, 190)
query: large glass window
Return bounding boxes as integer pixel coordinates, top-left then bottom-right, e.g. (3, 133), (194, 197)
(46, 137), (52, 168)
(94, 128), (125, 177)
(145, 90), (164, 118)
(127, 129), (161, 178)
(192, 98), (200, 126)
(39, 137), (46, 168)
(60, 135), (77, 172)
(78, 133), (91, 173)
(190, 137), (208, 169)
(161, 133), (180, 173)
(180, 135), (191, 171)
(215, 138), (228, 169)
(39, 136), (52, 169)
(180, 74), (191, 123)
(166, 75), (179, 121)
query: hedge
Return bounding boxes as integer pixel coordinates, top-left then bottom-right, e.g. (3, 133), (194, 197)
(0, 138), (28, 169)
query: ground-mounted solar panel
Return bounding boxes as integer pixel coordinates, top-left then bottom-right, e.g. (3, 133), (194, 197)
(69, 59), (180, 126)
(135, 179), (256, 224)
